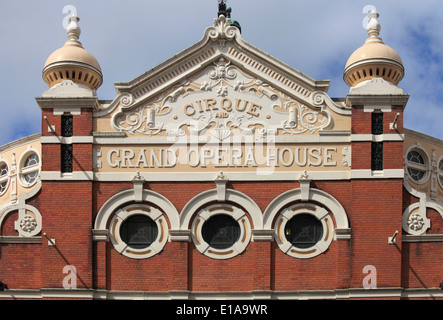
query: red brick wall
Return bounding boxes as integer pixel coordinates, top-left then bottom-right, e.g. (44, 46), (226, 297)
(402, 242), (443, 289)
(39, 181), (93, 289)
(0, 243), (42, 289)
(73, 109), (93, 136)
(90, 179), (405, 292)
(351, 106), (368, 134)
(349, 179), (403, 288)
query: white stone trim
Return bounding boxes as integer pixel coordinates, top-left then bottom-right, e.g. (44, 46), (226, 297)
(2, 287), (440, 300)
(94, 188), (180, 232)
(345, 94), (410, 108)
(0, 236), (42, 244)
(92, 135), (352, 145)
(35, 97), (98, 110)
(351, 133), (404, 142)
(274, 203), (334, 259)
(402, 234), (443, 242)
(350, 169), (404, 179)
(191, 203), (252, 260)
(109, 204), (168, 259)
(263, 188), (349, 230)
(0, 180), (42, 238)
(93, 171), (352, 182)
(41, 136), (94, 144)
(40, 171), (94, 181)
(0, 133), (41, 154)
(179, 188), (262, 230)
(402, 201), (431, 235)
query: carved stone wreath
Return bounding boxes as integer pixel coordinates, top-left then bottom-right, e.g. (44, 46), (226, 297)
(20, 215), (38, 233)
(407, 213), (425, 231)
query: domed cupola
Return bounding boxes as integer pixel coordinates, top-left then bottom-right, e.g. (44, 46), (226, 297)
(42, 15), (103, 90)
(344, 9), (404, 88)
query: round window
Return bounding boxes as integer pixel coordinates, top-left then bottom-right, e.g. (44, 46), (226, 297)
(406, 149), (428, 183)
(202, 214), (240, 250)
(120, 215), (158, 249)
(284, 214), (323, 249)
(275, 203), (333, 259)
(191, 204), (251, 260)
(109, 204), (168, 259)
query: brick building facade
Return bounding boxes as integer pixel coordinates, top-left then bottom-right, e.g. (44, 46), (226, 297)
(0, 4), (442, 300)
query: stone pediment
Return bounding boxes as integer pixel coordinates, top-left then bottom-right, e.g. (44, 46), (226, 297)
(96, 15), (350, 139)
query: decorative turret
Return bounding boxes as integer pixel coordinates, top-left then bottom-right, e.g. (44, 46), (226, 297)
(42, 15), (103, 90)
(344, 8), (404, 88)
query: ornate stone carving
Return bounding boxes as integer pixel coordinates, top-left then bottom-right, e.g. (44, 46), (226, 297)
(111, 57), (333, 140)
(407, 213), (425, 232)
(206, 15), (239, 41)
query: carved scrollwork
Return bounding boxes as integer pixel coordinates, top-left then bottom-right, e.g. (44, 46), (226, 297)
(120, 93), (134, 108)
(207, 15), (239, 41)
(113, 106), (164, 136)
(281, 101), (332, 135)
(110, 60), (337, 139)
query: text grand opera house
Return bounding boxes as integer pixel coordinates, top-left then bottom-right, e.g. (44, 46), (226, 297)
(0, 3), (442, 300)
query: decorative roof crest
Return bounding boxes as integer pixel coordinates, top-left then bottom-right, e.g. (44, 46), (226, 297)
(207, 14), (240, 40)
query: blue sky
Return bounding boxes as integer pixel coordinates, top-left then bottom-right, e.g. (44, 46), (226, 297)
(0, 0), (442, 146)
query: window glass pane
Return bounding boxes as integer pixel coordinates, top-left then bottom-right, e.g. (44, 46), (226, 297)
(0, 164), (8, 177)
(24, 154), (39, 168)
(61, 144), (73, 173)
(61, 115), (73, 137)
(407, 151), (424, 165)
(371, 112), (383, 135)
(24, 171), (39, 184)
(408, 168), (425, 182)
(120, 215), (158, 249)
(202, 214), (240, 250)
(371, 142), (383, 171)
(285, 214), (323, 249)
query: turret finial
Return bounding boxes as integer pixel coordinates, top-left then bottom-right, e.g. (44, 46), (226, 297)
(66, 15), (81, 42)
(366, 7), (381, 38)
